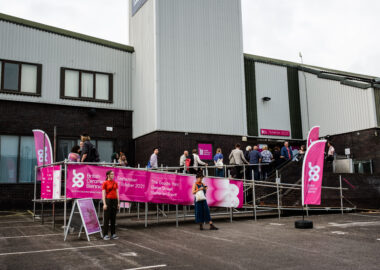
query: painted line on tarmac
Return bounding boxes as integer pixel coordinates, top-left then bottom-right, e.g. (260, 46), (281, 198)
(120, 252), (138, 257)
(269, 223), (284, 226)
(331, 231), (347, 235)
(179, 229), (234, 243)
(123, 264), (166, 270)
(0, 225), (46, 229)
(0, 244), (116, 256)
(377, 238), (380, 241)
(122, 240), (165, 255)
(0, 219), (31, 224)
(350, 213), (380, 219)
(328, 221), (380, 228)
(0, 233), (61, 240)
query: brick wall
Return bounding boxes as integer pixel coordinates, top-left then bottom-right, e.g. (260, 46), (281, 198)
(329, 128), (380, 173)
(134, 131), (303, 168)
(0, 100), (133, 209)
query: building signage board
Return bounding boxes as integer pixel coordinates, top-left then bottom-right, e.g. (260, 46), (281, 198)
(132, 0), (148, 16)
(260, 129), (290, 137)
(198, 143), (213, 160)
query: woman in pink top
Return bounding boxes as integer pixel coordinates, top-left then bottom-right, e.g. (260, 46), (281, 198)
(68, 145), (80, 162)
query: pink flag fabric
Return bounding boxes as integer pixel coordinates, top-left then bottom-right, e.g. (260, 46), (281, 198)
(307, 126), (320, 148)
(32, 129), (53, 166)
(302, 140), (326, 205)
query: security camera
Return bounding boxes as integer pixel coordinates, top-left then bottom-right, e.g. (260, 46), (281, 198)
(262, 97), (271, 102)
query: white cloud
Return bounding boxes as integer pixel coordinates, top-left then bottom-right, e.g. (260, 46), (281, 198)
(241, 0), (380, 76)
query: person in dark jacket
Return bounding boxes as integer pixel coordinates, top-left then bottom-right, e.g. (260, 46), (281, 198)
(80, 134), (95, 162)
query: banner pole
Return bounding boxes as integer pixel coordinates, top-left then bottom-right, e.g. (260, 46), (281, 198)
(145, 202), (148, 228)
(176, 205), (179, 227)
(339, 175), (344, 215)
(276, 181), (281, 220)
(302, 204), (305, 221)
(43, 132), (46, 167)
(33, 165), (37, 222)
(63, 159), (67, 235)
(53, 126), (57, 163)
(252, 179), (257, 221)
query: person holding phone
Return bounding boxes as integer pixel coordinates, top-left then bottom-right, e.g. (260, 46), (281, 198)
(102, 170), (120, 240)
(192, 172), (218, 230)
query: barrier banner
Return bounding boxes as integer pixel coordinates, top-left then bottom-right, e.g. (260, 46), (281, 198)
(302, 140), (326, 205)
(41, 165), (61, 199)
(307, 126), (320, 148)
(66, 164), (243, 208)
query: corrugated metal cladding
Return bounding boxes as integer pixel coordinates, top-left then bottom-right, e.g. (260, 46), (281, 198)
(244, 58), (258, 136)
(298, 72), (377, 138)
(156, 0), (247, 136)
(130, 0), (157, 139)
(255, 62), (292, 139)
(0, 21), (132, 110)
(287, 67), (303, 139)
(374, 88), (380, 126)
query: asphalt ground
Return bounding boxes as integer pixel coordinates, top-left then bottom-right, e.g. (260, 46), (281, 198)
(0, 211), (379, 270)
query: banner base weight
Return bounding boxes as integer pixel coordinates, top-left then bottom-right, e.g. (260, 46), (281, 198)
(295, 220), (313, 229)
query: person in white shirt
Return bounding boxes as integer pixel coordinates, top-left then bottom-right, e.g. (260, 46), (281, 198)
(179, 150), (189, 173)
(191, 149), (207, 174)
(326, 142), (335, 162)
(149, 148), (159, 169)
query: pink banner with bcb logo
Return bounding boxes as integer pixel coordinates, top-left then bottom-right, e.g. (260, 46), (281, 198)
(66, 164), (243, 208)
(307, 126), (320, 148)
(302, 140), (326, 205)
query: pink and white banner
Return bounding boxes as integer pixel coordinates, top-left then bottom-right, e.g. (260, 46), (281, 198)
(32, 129), (53, 166)
(66, 165), (243, 208)
(307, 126), (320, 148)
(302, 140), (326, 205)
(41, 165), (61, 199)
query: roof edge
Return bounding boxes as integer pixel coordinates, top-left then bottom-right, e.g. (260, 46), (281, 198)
(244, 53), (376, 80)
(0, 12), (134, 53)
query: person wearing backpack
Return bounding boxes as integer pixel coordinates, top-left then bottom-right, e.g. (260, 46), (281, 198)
(213, 148), (224, 177)
(80, 134), (99, 162)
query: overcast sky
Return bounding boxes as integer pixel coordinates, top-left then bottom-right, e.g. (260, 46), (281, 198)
(1, 0), (379, 76)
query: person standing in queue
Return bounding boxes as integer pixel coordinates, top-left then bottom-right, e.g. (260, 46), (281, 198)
(102, 170), (120, 240)
(192, 172), (218, 231)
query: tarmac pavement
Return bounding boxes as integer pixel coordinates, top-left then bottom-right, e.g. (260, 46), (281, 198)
(0, 211), (379, 270)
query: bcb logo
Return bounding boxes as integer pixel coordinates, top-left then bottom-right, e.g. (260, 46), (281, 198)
(37, 147), (48, 163)
(308, 162), (320, 182)
(72, 170), (85, 188)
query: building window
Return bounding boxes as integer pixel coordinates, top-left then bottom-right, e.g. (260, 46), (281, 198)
(0, 59), (42, 96)
(0, 135), (37, 183)
(57, 139), (114, 162)
(60, 67), (113, 103)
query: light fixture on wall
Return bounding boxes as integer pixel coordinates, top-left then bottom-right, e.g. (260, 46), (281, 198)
(262, 97), (271, 102)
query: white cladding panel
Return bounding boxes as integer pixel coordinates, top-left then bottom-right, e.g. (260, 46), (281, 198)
(255, 63), (292, 139)
(0, 21), (132, 110)
(130, 0), (157, 138)
(298, 72), (377, 137)
(156, 0), (247, 136)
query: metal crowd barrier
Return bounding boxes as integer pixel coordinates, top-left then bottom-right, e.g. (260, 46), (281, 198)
(32, 161), (351, 233)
